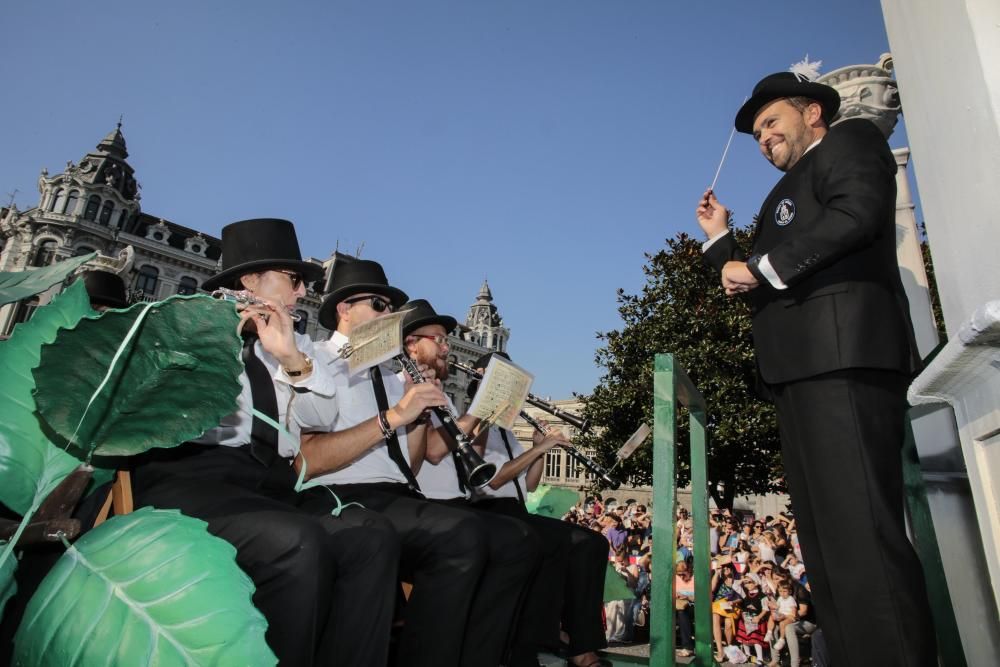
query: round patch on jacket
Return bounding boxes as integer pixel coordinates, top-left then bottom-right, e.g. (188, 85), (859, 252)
(775, 198), (796, 226)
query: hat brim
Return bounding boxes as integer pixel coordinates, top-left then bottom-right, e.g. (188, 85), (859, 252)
(202, 260), (325, 292)
(735, 83), (840, 134)
(318, 283), (409, 329)
(402, 313), (458, 336)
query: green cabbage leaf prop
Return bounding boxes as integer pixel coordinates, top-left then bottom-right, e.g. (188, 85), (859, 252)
(14, 508), (276, 666)
(0, 282), (93, 517)
(0, 252), (97, 306)
(33, 294), (242, 459)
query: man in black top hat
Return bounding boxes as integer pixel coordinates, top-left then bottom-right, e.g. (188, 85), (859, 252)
(402, 300), (544, 667)
(76, 269), (129, 310)
(291, 265), (540, 667)
(695, 74), (935, 665)
(130, 219), (400, 666)
(465, 350), (610, 667)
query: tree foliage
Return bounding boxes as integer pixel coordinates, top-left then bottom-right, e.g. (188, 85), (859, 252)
(577, 228), (783, 508)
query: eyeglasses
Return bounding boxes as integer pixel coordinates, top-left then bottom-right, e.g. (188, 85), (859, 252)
(274, 269), (304, 289)
(344, 295), (393, 313)
(408, 333), (449, 346)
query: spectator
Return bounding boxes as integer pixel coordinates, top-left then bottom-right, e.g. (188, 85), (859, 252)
(674, 560), (695, 658)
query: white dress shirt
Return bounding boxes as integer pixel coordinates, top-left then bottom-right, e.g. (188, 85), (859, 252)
(292, 331), (412, 486)
(191, 331), (335, 458)
(475, 427), (528, 501)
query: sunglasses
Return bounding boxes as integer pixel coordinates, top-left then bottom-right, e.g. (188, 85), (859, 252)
(409, 333), (449, 346)
(274, 269), (305, 289)
(344, 294), (393, 313)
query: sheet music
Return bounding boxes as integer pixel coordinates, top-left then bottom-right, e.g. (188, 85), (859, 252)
(616, 423), (651, 460)
(467, 356), (534, 430)
(346, 311), (405, 374)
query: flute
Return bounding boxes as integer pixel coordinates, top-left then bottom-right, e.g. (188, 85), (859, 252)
(212, 288), (302, 321)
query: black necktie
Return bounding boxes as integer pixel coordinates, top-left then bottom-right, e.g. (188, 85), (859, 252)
(242, 332), (279, 451)
(370, 366), (421, 492)
(499, 428), (526, 504)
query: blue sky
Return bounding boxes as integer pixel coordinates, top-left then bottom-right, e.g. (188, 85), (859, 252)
(1, 1), (912, 397)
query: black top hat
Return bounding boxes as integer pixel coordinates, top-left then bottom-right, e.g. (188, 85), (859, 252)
(400, 299), (458, 336)
(318, 259), (409, 329)
(473, 350), (511, 370)
(734, 72), (840, 134)
(201, 218), (324, 291)
(78, 270), (128, 309)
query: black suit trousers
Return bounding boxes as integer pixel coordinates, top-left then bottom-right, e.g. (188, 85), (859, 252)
(331, 485), (540, 667)
(131, 445), (400, 667)
(771, 369), (936, 667)
(475, 498), (608, 661)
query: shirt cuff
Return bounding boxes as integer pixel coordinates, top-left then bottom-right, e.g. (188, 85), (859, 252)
(757, 254), (788, 290)
(273, 360), (337, 396)
(701, 229), (730, 252)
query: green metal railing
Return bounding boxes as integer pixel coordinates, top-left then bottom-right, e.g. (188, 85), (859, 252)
(649, 353), (714, 666)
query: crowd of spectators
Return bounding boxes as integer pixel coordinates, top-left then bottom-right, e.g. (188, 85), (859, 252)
(563, 497), (828, 666)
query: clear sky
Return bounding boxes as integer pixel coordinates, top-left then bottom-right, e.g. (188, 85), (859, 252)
(1, 1), (912, 398)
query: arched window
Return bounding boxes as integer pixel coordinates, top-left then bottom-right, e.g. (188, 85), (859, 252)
(135, 265), (159, 297)
(32, 240), (58, 267)
(63, 190), (80, 215)
(176, 276), (198, 295)
(294, 310), (309, 335)
(83, 195), (100, 221)
(49, 188), (66, 211)
(74, 245), (95, 256)
(51, 189), (66, 213)
(99, 201), (114, 225)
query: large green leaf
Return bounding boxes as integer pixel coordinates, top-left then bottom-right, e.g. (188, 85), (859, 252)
(0, 253), (97, 306)
(33, 295), (242, 458)
(0, 282), (93, 516)
(0, 543), (16, 622)
(603, 563), (635, 602)
(526, 484), (580, 519)
(14, 507), (276, 666)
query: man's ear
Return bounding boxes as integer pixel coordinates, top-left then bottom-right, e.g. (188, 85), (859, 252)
(239, 273), (260, 291)
(805, 102), (825, 128)
(336, 301), (350, 323)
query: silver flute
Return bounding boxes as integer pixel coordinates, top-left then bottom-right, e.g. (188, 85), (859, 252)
(211, 288), (302, 321)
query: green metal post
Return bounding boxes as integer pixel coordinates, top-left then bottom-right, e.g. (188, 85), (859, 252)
(651, 354), (714, 667)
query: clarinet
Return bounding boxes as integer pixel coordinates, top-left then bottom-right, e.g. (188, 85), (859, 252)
(396, 355), (496, 488)
(518, 410), (621, 490)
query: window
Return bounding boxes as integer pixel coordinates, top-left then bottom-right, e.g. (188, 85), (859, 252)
(177, 276), (198, 295)
(544, 450), (562, 479)
(99, 201), (114, 225)
(83, 195), (100, 221)
(74, 245), (95, 256)
(294, 310), (309, 335)
(117, 210), (129, 228)
(135, 265), (159, 297)
(63, 190), (79, 215)
(49, 189), (64, 212)
(32, 240), (58, 267)
(566, 455), (581, 480)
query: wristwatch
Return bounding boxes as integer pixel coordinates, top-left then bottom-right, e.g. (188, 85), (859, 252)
(284, 354), (313, 377)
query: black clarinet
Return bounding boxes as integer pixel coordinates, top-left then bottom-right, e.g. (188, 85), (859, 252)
(518, 410), (620, 490)
(396, 355), (496, 488)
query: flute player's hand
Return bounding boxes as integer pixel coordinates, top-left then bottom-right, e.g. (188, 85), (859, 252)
(695, 189), (730, 239)
(240, 297), (303, 370)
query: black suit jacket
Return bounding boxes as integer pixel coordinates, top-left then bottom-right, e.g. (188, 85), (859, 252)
(705, 118), (920, 385)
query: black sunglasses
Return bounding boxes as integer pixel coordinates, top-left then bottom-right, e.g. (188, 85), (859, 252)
(273, 269), (304, 289)
(344, 294), (393, 313)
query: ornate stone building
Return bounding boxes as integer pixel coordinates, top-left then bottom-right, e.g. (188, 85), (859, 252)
(0, 125), (331, 339)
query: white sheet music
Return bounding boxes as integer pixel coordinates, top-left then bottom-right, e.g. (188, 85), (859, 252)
(347, 311), (405, 375)
(467, 356), (534, 430)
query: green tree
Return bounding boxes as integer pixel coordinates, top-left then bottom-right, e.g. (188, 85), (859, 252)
(577, 228), (783, 509)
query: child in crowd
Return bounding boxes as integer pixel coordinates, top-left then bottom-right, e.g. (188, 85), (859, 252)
(767, 583), (798, 652)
